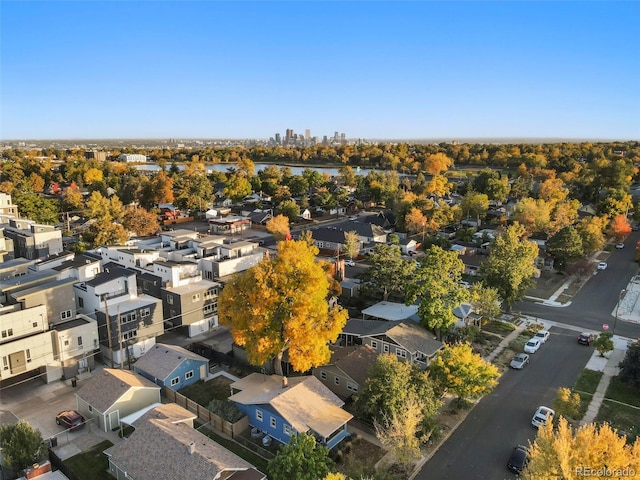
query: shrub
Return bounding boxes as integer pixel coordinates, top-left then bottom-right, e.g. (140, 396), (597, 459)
(207, 399), (244, 423)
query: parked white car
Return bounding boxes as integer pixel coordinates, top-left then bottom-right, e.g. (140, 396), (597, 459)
(534, 330), (550, 344)
(597, 262), (608, 270)
(531, 406), (555, 428)
(344, 259), (355, 267)
(524, 338), (541, 354)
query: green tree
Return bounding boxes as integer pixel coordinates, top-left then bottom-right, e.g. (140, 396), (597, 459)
(546, 226), (584, 271)
(359, 244), (416, 301)
(218, 240), (348, 375)
(468, 284), (502, 324)
(512, 197), (551, 235)
(577, 216), (606, 254)
(12, 192), (60, 224)
(428, 343), (499, 402)
(460, 191), (489, 225)
(406, 245), (468, 337)
(277, 199), (301, 222)
(173, 163), (213, 212)
(0, 421), (46, 472)
(479, 223), (539, 310)
(592, 332), (614, 357)
(223, 175), (252, 202)
(267, 433), (334, 480)
(374, 395), (424, 466)
(618, 339), (640, 388)
(354, 354), (441, 435)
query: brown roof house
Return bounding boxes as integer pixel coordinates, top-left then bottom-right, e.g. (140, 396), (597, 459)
(75, 368), (161, 432)
(105, 403), (266, 480)
(312, 345), (378, 399)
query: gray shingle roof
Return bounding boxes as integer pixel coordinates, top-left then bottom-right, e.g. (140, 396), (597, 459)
(134, 343), (208, 381)
(75, 369), (160, 412)
(104, 404), (262, 480)
(384, 322), (443, 357)
(330, 345), (378, 386)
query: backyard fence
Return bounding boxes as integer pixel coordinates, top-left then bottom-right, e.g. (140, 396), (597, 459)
(164, 387), (248, 439)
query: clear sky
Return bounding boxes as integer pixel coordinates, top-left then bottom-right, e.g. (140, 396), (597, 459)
(1, 1), (639, 141)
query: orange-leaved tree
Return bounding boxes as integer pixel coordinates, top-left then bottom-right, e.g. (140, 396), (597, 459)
(609, 214), (631, 241)
(218, 239), (348, 375)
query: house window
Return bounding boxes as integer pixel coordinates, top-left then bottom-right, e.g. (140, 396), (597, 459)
(383, 344), (389, 353)
(78, 297), (84, 308)
(78, 336), (83, 346)
(33, 322), (38, 328)
(204, 289), (217, 299)
(121, 312), (137, 324)
(167, 295), (174, 305)
(192, 293), (200, 302)
(396, 349), (407, 359)
(88, 405), (93, 412)
(347, 382), (358, 392)
(320, 371), (327, 380)
(203, 302), (217, 316)
(185, 371), (194, 380)
(2, 356), (8, 370)
(283, 424), (292, 436)
(26, 349), (31, 363)
(170, 377), (179, 386)
(1, 331), (6, 338)
(61, 310), (72, 320)
(317, 242), (323, 248)
(122, 330), (138, 341)
(270, 417), (277, 429)
(256, 410), (263, 422)
(334, 376), (340, 385)
(371, 340), (378, 349)
(141, 308), (150, 318)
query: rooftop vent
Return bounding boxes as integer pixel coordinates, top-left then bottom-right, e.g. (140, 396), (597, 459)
(187, 441), (196, 455)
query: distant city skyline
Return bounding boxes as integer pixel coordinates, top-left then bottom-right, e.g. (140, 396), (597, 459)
(1, 1), (639, 141)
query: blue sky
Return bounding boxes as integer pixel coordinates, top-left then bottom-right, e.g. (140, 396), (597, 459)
(1, 1), (639, 141)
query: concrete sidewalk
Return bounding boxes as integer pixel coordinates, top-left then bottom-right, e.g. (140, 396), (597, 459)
(580, 337), (629, 425)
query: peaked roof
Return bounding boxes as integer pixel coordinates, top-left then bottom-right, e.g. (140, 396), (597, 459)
(384, 322), (443, 357)
(104, 404), (263, 480)
(134, 343), (208, 381)
(229, 374), (353, 438)
(328, 345), (378, 386)
(76, 368), (160, 412)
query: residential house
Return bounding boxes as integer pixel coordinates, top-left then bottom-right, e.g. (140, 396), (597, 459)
(312, 345), (378, 399)
(2, 218), (63, 260)
(361, 301), (419, 322)
(195, 237), (264, 279)
(361, 210), (396, 229)
(133, 343), (209, 390)
(8, 278), (78, 328)
(340, 220), (388, 244)
(105, 403), (266, 480)
(74, 266), (164, 366)
(339, 319), (443, 369)
(0, 268), (59, 305)
(208, 216), (252, 235)
(229, 373), (353, 449)
(52, 316), (100, 381)
(246, 209), (273, 226)
(75, 368), (161, 432)
(0, 193), (19, 218)
(153, 260), (221, 337)
(0, 258), (35, 281)
(399, 238), (418, 255)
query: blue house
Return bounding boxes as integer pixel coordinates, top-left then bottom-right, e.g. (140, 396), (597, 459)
(133, 343), (209, 390)
(228, 373), (353, 450)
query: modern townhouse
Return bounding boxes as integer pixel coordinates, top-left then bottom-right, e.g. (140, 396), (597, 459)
(1, 218), (63, 260)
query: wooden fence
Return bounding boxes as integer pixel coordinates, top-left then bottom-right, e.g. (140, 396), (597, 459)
(164, 388), (248, 439)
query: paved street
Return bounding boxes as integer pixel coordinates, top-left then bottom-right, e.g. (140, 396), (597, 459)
(516, 231), (640, 340)
(417, 325), (595, 480)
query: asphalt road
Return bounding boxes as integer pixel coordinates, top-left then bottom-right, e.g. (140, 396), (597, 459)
(516, 231), (640, 340)
(417, 326), (595, 480)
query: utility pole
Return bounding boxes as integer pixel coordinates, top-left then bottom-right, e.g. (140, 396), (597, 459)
(104, 295), (114, 368)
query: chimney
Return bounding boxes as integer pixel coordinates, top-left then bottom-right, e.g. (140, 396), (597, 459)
(187, 441), (196, 455)
(282, 376), (288, 388)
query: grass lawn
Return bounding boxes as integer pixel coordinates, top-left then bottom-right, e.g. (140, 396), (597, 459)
(482, 320), (516, 335)
(595, 376), (640, 441)
(63, 440), (113, 480)
(178, 376), (234, 406)
(508, 333), (530, 353)
(573, 369), (603, 417)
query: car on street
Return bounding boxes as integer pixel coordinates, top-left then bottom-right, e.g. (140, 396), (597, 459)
(507, 445), (529, 473)
(633, 225), (639, 231)
(524, 338), (541, 354)
(510, 353), (530, 369)
(531, 406), (555, 428)
(349, 216), (358, 221)
(597, 262), (608, 270)
(616, 243), (624, 249)
(56, 410), (85, 431)
(578, 332), (596, 345)
(344, 259), (355, 267)
(534, 330), (550, 344)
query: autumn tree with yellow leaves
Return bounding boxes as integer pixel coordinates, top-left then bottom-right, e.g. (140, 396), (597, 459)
(219, 239), (348, 375)
(266, 214), (291, 241)
(524, 417), (640, 480)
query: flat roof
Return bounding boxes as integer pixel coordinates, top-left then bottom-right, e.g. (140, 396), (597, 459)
(361, 301), (419, 322)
